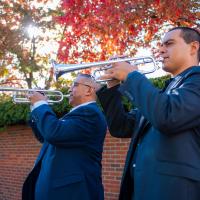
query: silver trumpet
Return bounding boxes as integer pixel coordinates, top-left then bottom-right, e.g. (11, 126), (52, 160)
(51, 56), (159, 81)
(0, 87), (70, 104)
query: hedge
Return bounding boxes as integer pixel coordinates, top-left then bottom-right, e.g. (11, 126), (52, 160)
(0, 75), (170, 130)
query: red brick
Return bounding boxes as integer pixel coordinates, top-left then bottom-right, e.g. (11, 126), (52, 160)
(0, 126), (130, 200)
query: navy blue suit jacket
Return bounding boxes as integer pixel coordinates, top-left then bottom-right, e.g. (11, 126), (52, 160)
(22, 102), (107, 200)
(97, 66), (200, 200)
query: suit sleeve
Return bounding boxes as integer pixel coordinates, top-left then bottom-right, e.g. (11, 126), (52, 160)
(30, 104), (106, 146)
(96, 85), (138, 138)
(119, 71), (200, 135)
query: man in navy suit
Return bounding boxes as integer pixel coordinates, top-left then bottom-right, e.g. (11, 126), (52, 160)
(22, 73), (107, 200)
(96, 27), (200, 200)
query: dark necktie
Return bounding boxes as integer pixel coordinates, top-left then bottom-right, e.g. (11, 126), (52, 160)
(162, 78), (174, 92)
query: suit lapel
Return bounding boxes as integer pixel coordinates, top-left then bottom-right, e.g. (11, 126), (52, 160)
(123, 115), (149, 175)
(165, 76), (183, 94)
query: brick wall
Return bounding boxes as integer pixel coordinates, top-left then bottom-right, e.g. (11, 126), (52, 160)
(102, 135), (130, 199)
(0, 125), (130, 200)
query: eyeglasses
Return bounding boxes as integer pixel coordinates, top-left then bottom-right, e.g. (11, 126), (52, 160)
(71, 82), (92, 88)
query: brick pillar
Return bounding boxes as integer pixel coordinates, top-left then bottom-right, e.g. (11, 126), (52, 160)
(102, 133), (130, 200)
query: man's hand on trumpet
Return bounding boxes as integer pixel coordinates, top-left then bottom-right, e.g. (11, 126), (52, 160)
(27, 91), (48, 105)
(99, 61), (138, 88)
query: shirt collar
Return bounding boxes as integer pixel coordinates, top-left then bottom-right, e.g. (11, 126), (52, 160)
(173, 66), (199, 79)
(163, 66), (198, 91)
(70, 101), (96, 112)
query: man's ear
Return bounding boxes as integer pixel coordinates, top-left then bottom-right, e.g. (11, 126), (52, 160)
(190, 41), (200, 57)
(94, 82), (103, 92)
(85, 86), (93, 96)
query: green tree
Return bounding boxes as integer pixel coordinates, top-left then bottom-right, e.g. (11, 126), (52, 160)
(0, 0), (61, 88)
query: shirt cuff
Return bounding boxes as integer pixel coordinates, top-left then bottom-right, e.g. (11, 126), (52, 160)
(30, 100), (48, 112)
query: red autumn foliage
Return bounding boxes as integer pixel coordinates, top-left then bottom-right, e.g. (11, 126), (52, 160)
(57, 0), (199, 64)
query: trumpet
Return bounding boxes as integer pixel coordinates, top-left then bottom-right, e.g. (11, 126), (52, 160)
(51, 56), (159, 81)
(0, 87), (70, 104)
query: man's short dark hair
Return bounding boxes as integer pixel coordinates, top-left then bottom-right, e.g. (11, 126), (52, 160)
(168, 27), (200, 62)
(78, 73), (96, 82)
(78, 73), (94, 79)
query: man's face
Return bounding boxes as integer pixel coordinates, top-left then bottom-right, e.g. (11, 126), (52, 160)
(159, 29), (192, 76)
(68, 76), (93, 107)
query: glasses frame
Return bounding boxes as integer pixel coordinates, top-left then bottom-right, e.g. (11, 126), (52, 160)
(71, 81), (93, 88)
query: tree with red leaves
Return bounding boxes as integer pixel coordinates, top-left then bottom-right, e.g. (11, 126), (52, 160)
(57, 0), (199, 64)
